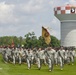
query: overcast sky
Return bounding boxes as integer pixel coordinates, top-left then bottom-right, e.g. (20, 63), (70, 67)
(0, 0), (76, 39)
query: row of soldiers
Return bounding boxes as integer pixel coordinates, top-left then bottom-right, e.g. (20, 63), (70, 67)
(0, 46), (76, 72)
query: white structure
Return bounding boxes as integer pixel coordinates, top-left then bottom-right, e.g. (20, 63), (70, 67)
(54, 4), (76, 47)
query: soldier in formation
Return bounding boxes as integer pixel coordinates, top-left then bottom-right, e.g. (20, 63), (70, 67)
(0, 46), (76, 71)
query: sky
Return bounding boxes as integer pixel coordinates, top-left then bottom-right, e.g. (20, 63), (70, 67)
(0, 0), (76, 39)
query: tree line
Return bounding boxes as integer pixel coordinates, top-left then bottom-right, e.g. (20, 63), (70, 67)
(0, 32), (60, 48)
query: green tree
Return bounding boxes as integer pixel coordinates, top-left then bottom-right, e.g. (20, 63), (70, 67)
(24, 32), (38, 48)
(0, 33), (60, 48)
(51, 36), (60, 47)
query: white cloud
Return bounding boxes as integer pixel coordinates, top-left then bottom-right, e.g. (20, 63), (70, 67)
(50, 18), (60, 39)
(49, 0), (65, 7)
(0, 0), (68, 39)
(52, 18), (57, 24)
(19, 1), (42, 13)
(65, 0), (76, 5)
(18, 0), (49, 14)
(0, 1), (18, 24)
(69, 0), (76, 4)
(69, 0), (76, 3)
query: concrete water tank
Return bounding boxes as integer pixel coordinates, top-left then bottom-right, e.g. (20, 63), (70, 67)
(54, 4), (76, 47)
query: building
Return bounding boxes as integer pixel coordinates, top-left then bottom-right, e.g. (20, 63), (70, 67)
(54, 4), (76, 47)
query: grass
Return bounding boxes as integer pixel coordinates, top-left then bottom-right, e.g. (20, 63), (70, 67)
(0, 54), (76, 75)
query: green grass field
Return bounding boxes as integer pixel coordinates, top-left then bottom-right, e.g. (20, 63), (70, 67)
(0, 54), (76, 75)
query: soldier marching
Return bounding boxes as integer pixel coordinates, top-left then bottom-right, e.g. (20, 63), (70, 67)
(0, 46), (76, 72)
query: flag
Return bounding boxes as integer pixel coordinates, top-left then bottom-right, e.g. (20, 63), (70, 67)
(11, 39), (15, 48)
(42, 26), (51, 44)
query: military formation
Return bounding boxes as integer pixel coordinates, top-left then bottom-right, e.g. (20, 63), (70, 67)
(0, 46), (76, 72)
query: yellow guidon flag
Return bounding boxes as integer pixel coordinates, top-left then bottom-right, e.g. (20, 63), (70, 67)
(42, 26), (51, 45)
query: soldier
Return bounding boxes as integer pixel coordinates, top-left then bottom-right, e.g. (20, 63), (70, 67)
(70, 48), (75, 65)
(58, 46), (65, 70)
(11, 48), (16, 64)
(2, 47), (8, 63)
(18, 48), (24, 65)
(64, 47), (69, 64)
(72, 49), (76, 63)
(5, 47), (12, 63)
(12, 47), (19, 64)
(46, 47), (55, 72)
(32, 48), (38, 65)
(67, 48), (71, 64)
(26, 49), (33, 69)
(54, 48), (59, 66)
(36, 48), (45, 70)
